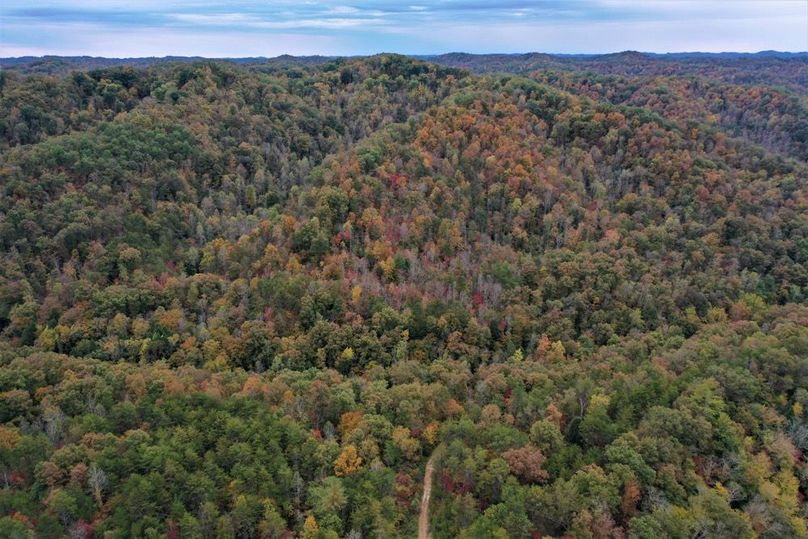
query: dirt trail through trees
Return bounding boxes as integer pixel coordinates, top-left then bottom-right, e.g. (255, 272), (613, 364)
(418, 455), (435, 539)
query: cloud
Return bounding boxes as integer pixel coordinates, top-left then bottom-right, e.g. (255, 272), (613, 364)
(169, 12), (391, 31)
(1, 0), (806, 56)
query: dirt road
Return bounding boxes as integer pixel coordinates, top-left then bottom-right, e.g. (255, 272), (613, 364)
(418, 455), (435, 539)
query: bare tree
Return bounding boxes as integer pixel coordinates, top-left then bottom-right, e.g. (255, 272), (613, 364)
(88, 463), (108, 508)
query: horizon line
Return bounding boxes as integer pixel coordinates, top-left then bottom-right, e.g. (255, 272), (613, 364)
(3, 49), (808, 61)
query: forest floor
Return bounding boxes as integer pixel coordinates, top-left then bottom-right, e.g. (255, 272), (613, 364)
(418, 454), (435, 539)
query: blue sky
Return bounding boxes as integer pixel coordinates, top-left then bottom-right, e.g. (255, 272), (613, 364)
(1, 1), (806, 57)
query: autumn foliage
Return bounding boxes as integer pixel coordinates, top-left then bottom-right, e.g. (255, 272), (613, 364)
(0, 53), (806, 538)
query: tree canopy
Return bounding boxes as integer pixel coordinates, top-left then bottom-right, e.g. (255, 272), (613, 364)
(0, 53), (806, 538)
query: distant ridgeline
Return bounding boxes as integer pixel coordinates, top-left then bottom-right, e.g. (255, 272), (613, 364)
(3, 50), (808, 93)
(0, 53), (806, 538)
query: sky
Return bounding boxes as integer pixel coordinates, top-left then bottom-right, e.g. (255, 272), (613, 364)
(1, 0), (807, 58)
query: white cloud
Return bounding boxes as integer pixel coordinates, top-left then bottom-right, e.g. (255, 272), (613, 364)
(406, 14), (808, 54)
(0, 23), (342, 57)
(330, 6), (360, 14)
(169, 12), (390, 30)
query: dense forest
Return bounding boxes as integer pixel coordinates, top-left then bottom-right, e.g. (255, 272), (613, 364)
(0, 52), (806, 538)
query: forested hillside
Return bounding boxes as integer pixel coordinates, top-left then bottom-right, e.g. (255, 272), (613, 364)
(428, 52), (808, 96)
(0, 54), (806, 538)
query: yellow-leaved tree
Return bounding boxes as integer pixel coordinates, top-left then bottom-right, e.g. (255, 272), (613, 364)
(301, 515), (319, 539)
(334, 444), (362, 477)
